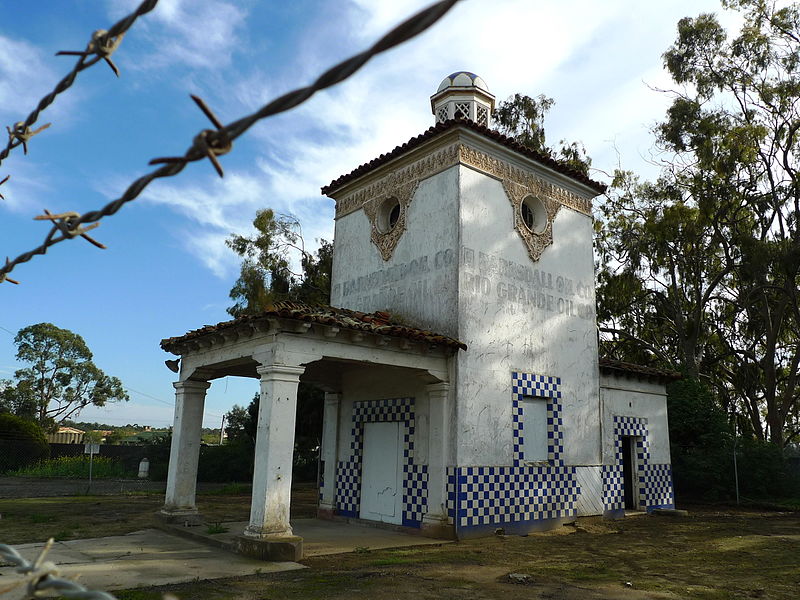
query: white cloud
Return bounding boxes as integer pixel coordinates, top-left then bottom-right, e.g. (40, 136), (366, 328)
(106, 0), (247, 70)
(0, 34), (82, 128)
(108, 0), (735, 276)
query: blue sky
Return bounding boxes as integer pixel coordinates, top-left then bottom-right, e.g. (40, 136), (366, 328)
(0, 0), (735, 428)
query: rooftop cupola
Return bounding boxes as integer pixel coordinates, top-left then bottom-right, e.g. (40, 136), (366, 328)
(430, 71), (495, 127)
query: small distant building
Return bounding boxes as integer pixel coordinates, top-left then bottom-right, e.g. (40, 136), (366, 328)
(46, 427), (85, 444)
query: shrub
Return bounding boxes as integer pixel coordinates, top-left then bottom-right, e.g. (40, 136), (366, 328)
(10, 455), (135, 478)
(0, 414), (49, 473)
(668, 379), (800, 501)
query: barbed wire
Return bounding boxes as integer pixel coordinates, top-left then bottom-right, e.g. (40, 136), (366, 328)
(0, 0), (461, 285)
(0, 538), (118, 600)
(0, 0), (160, 169)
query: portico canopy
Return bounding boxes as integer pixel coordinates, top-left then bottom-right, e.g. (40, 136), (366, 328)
(158, 301), (465, 558)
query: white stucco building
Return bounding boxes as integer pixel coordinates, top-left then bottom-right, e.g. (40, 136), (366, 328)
(160, 72), (677, 558)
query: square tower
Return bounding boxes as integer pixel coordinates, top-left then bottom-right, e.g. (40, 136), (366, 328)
(322, 73), (673, 536)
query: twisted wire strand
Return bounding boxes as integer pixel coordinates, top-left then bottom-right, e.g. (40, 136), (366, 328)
(0, 540), (118, 600)
(0, 0), (461, 282)
(0, 0), (160, 167)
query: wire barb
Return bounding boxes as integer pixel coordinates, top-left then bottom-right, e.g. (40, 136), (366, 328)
(0, 0), (461, 283)
(150, 95), (232, 177)
(0, 0), (160, 168)
(0, 174), (8, 200)
(0, 538), (118, 600)
(6, 122), (51, 155)
(34, 209), (107, 249)
(57, 29), (125, 77)
(0, 258), (20, 284)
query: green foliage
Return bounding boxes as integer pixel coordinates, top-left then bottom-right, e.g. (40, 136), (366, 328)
(222, 384), (323, 483)
(2, 323), (128, 427)
(668, 379), (800, 501)
(227, 209), (333, 316)
(492, 93), (592, 175)
(0, 413), (49, 473)
(598, 0), (800, 447)
(198, 441), (254, 482)
(10, 455), (134, 479)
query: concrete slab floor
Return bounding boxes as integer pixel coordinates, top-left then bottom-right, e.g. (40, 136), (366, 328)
(165, 517), (453, 557)
(0, 529), (303, 600)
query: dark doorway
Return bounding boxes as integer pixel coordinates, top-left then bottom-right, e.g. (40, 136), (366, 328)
(621, 436), (636, 510)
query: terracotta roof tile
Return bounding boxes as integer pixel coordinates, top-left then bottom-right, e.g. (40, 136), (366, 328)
(321, 118), (607, 196)
(598, 357), (682, 382)
(161, 301), (467, 353)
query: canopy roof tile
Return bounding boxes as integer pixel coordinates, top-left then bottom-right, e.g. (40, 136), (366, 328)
(161, 301), (467, 353)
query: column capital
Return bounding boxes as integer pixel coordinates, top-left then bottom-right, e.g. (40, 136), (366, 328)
(426, 382), (450, 399)
(173, 379), (212, 392)
(324, 392), (342, 404)
(256, 364), (305, 381)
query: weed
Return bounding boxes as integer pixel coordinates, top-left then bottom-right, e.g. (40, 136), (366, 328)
(353, 545), (371, 554)
(206, 522), (229, 534)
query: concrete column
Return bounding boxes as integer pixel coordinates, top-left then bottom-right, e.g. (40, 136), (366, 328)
(244, 364), (304, 538)
(423, 382), (451, 534)
(318, 392), (341, 517)
(162, 379), (210, 517)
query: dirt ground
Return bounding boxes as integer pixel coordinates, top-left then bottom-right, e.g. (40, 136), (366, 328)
(1, 487), (798, 600)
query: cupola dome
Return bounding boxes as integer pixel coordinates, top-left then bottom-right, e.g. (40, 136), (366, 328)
(430, 71), (495, 127)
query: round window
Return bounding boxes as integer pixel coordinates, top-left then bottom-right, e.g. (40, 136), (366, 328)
(520, 195), (547, 234)
(377, 197), (402, 234)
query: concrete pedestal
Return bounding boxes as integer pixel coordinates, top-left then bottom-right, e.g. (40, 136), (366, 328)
(234, 535), (304, 561)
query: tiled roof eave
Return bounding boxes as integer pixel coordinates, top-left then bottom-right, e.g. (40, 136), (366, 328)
(598, 358), (682, 383)
(322, 119), (607, 197)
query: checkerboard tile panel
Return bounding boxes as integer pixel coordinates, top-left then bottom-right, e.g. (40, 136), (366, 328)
(602, 416), (674, 512)
(602, 464), (624, 511)
(641, 463), (674, 508)
(511, 372), (564, 466)
(333, 397), (428, 527)
(403, 463), (428, 526)
(444, 372), (577, 532)
(447, 464), (579, 528)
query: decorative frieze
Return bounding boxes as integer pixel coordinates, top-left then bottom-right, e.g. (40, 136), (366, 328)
(332, 142), (593, 262)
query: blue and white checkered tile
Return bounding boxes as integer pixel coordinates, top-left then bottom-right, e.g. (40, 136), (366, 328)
(602, 416), (675, 512)
(602, 464), (624, 511)
(335, 458), (361, 517)
(511, 372), (564, 466)
(403, 463), (428, 526)
(447, 464), (579, 529)
(641, 463), (674, 509)
(334, 397), (428, 528)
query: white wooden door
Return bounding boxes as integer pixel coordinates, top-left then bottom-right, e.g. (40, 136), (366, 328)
(359, 421), (402, 524)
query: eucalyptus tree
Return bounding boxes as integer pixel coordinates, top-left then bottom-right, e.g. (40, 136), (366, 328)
(4, 323), (128, 428)
(227, 208), (332, 316)
(598, 0), (800, 446)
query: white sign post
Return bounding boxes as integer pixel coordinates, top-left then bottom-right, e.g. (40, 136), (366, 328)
(84, 443), (100, 491)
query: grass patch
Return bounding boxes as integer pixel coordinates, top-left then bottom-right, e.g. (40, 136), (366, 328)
(28, 513), (56, 523)
(10, 455), (135, 479)
(198, 482), (251, 496)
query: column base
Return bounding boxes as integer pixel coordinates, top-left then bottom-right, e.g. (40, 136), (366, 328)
(158, 507), (203, 526)
(234, 534), (303, 561)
